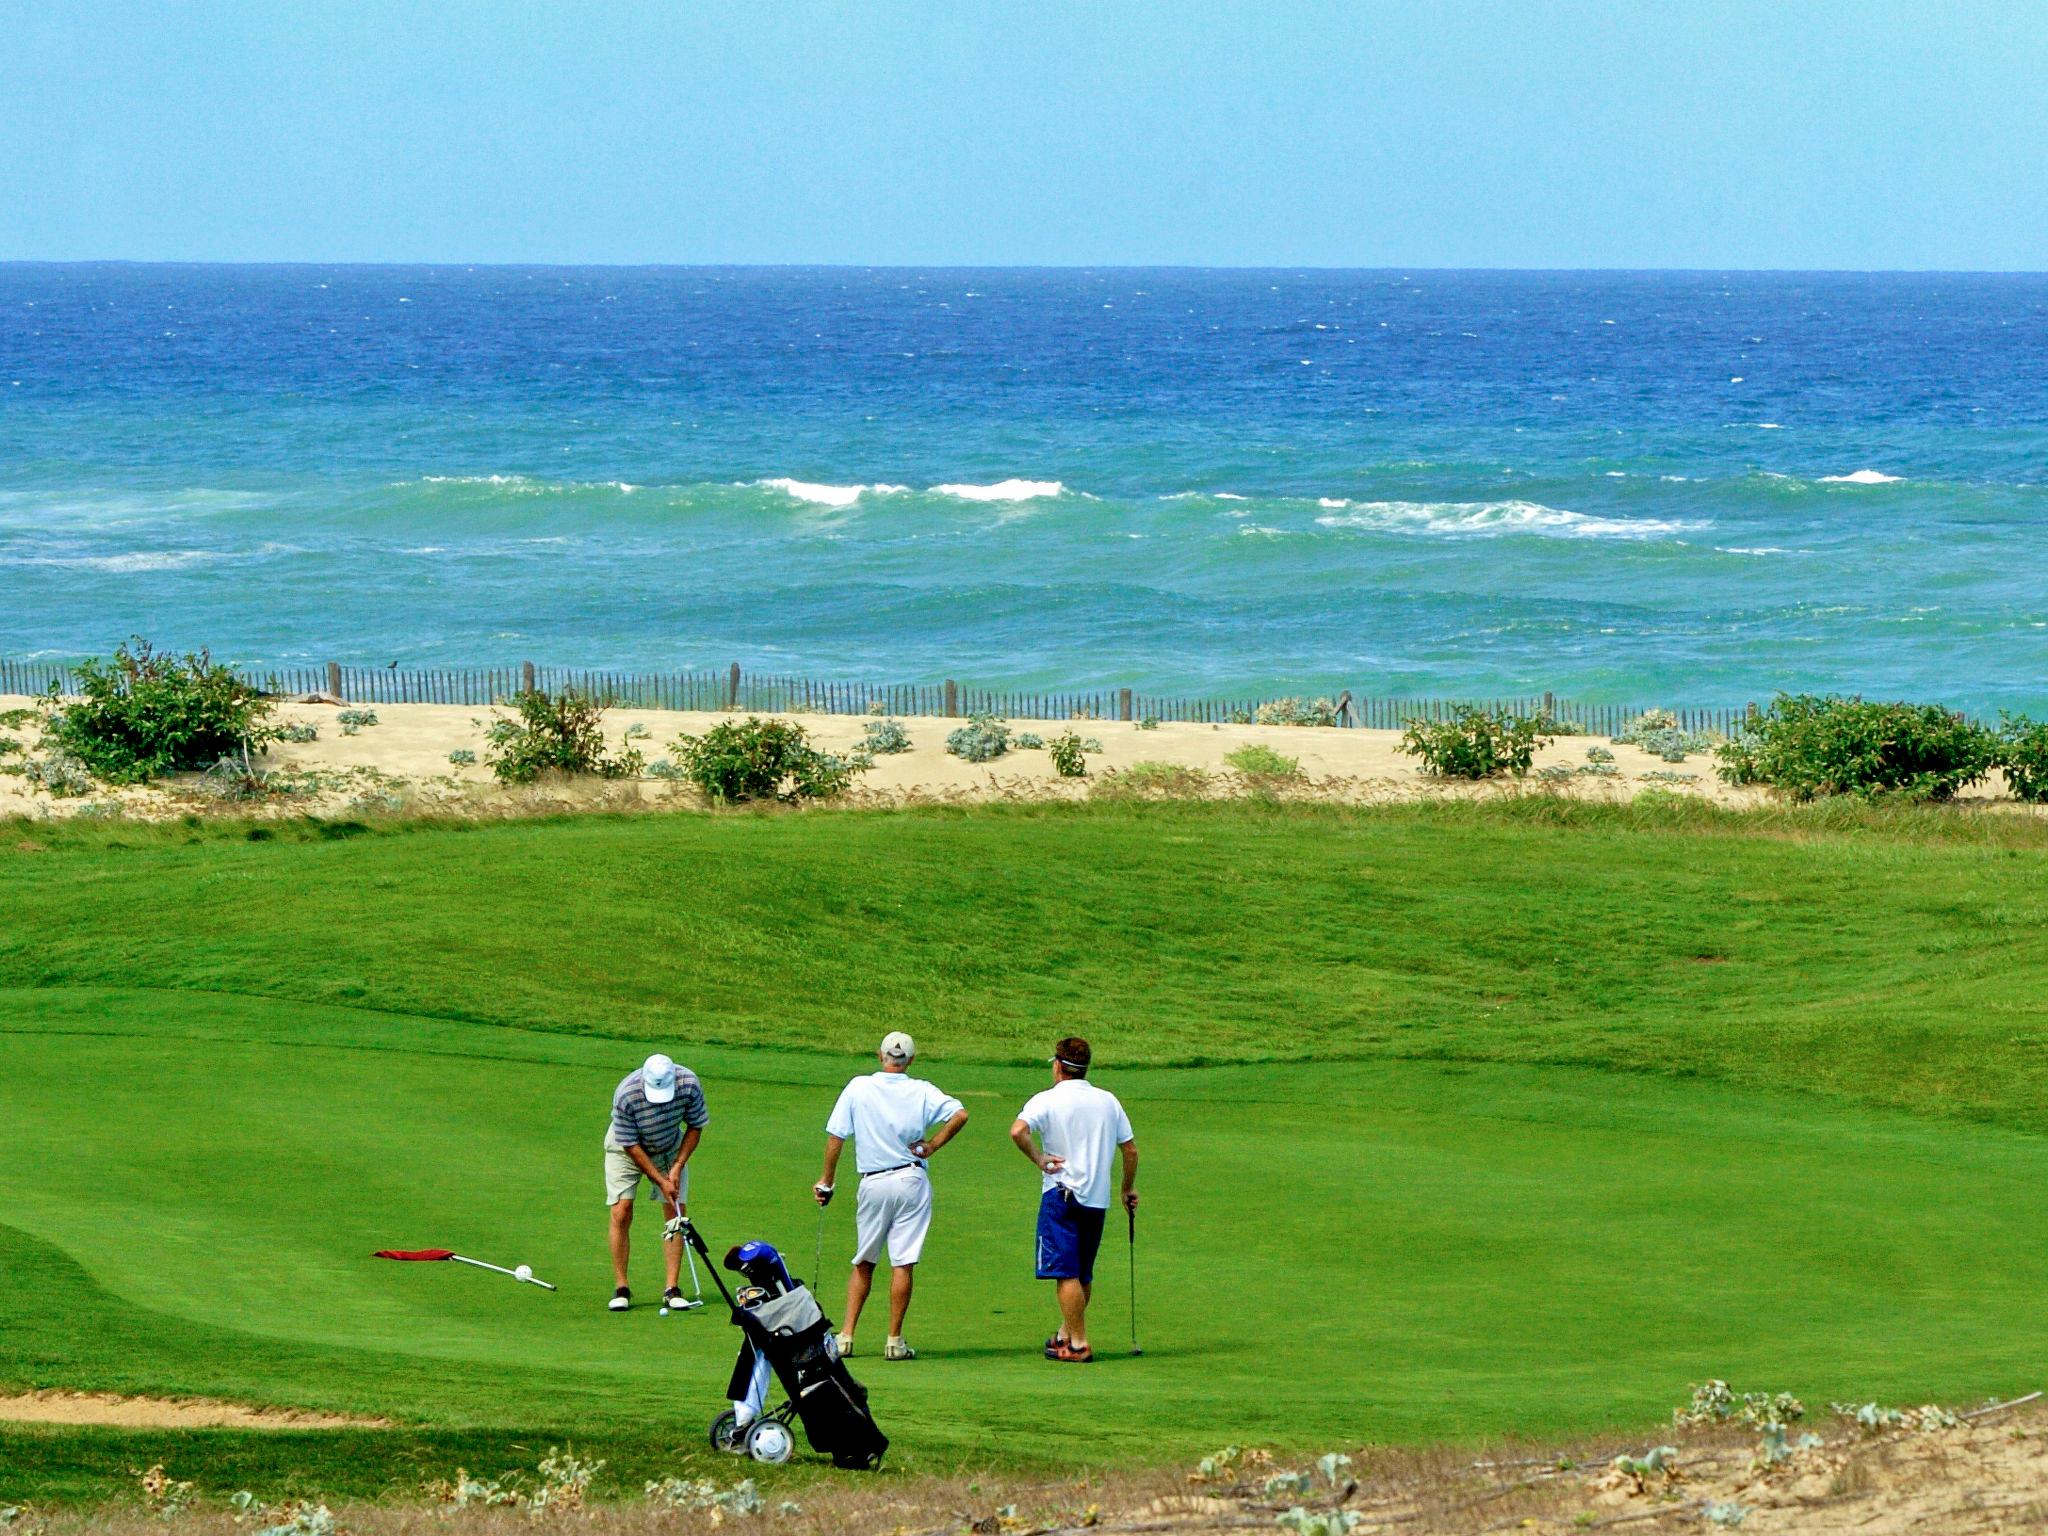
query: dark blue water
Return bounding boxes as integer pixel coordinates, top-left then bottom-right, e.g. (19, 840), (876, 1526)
(5, 264), (2047, 708)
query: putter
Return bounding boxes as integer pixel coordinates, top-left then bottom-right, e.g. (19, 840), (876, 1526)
(1126, 1205), (1142, 1355)
(663, 1193), (707, 1310)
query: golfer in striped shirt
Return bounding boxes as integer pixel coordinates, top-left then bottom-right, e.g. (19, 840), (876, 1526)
(605, 1053), (708, 1312)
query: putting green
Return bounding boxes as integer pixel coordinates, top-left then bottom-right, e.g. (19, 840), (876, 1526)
(3, 982), (2044, 1483)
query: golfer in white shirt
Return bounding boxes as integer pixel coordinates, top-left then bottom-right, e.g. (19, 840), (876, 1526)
(813, 1031), (969, 1361)
(1009, 1035), (1137, 1364)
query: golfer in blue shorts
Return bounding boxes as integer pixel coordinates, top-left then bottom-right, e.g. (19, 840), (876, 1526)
(1009, 1035), (1138, 1363)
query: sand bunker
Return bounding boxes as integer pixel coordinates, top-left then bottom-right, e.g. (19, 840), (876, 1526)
(0, 1389), (384, 1429)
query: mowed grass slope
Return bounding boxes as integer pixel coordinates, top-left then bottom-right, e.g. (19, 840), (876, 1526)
(3, 801), (2048, 1502)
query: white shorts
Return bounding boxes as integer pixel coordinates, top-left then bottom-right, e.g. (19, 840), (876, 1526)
(852, 1165), (933, 1266)
(604, 1143), (688, 1207)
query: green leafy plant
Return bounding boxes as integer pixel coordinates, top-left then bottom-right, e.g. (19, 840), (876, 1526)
(1399, 707), (1552, 780)
(1225, 743), (1303, 780)
(946, 712), (1012, 763)
(1048, 730), (1089, 777)
(1097, 761), (1213, 798)
(1137, 715), (1161, 731)
(862, 717), (913, 754)
(39, 639), (277, 784)
(278, 722), (319, 744)
(447, 748), (477, 767)
(1013, 732), (1045, 750)
(1716, 694), (1996, 801)
(484, 690), (643, 784)
(24, 750), (94, 798)
(1613, 708), (1717, 762)
(1996, 713), (2048, 802)
(672, 716), (868, 803)
(336, 709), (379, 736)
(0, 707), (37, 729)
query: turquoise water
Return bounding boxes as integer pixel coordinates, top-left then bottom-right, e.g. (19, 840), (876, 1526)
(4, 265), (2047, 708)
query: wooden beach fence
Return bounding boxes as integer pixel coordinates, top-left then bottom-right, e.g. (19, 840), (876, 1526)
(0, 654), (1769, 736)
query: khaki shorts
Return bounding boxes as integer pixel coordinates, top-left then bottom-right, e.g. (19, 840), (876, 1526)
(604, 1143), (688, 1207)
(852, 1165), (933, 1266)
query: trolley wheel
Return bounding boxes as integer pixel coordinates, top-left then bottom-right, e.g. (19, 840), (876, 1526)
(709, 1409), (746, 1455)
(746, 1418), (795, 1465)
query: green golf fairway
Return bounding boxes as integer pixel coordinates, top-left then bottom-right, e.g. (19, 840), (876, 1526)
(2, 801), (2045, 1501)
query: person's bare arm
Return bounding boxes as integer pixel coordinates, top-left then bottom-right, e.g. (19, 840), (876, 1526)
(1010, 1117), (1063, 1174)
(626, 1143), (678, 1204)
(913, 1106), (970, 1159)
(670, 1125), (702, 1178)
(816, 1134), (846, 1203)
(1120, 1138), (1139, 1211)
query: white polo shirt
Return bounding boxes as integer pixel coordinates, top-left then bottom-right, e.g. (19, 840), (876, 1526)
(825, 1071), (965, 1175)
(1016, 1078), (1135, 1209)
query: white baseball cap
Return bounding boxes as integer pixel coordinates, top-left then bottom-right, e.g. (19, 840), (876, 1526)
(879, 1031), (915, 1063)
(641, 1053), (679, 1103)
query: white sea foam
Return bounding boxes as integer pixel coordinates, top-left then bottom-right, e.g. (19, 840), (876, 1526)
(1313, 499), (1701, 541)
(1721, 546), (1792, 556)
(755, 478), (909, 507)
(1161, 490), (1250, 502)
(929, 479), (1064, 502)
(1818, 469), (1902, 484)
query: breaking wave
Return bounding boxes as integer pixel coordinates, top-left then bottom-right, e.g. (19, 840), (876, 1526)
(928, 479), (1065, 502)
(1818, 470), (1903, 485)
(1312, 499), (1702, 541)
(753, 478), (909, 507)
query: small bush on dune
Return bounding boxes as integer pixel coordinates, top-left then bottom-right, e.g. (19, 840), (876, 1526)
(1048, 731), (1090, 777)
(673, 716), (869, 804)
(1717, 694), (1996, 801)
(1255, 697), (1341, 727)
(40, 638), (277, 784)
(1613, 708), (1718, 763)
(946, 712), (1012, 763)
(1997, 713), (2048, 802)
(861, 716), (913, 755)
(1013, 732), (1046, 750)
(1225, 743), (1303, 780)
(485, 689), (644, 784)
(1399, 707), (1552, 780)
(1096, 761), (1213, 798)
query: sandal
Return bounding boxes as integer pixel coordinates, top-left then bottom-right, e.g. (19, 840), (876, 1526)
(1049, 1340), (1094, 1363)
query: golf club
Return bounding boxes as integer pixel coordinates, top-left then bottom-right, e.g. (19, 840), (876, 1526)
(815, 1199), (827, 1288)
(663, 1192), (707, 1310)
(373, 1248), (557, 1291)
(1127, 1205), (1142, 1355)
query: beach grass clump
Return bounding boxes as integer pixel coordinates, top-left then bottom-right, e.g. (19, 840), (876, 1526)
(1996, 713), (2048, 803)
(1717, 694), (1997, 801)
(37, 638), (277, 785)
(1224, 743), (1303, 780)
(1255, 697), (1342, 727)
(861, 717), (913, 755)
(1399, 706), (1553, 780)
(1095, 761), (1213, 799)
(1048, 730), (1090, 777)
(946, 712), (1012, 763)
(671, 716), (868, 804)
(484, 690), (644, 785)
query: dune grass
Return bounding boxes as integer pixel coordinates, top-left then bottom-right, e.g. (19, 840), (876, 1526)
(2, 799), (2046, 1503)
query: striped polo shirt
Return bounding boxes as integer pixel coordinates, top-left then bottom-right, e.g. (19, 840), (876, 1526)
(607, 1067), (709, 1157)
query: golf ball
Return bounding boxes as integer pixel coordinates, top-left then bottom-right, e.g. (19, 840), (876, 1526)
(659, 1306), (670, 1317)
(514, 1264), (533, 1282)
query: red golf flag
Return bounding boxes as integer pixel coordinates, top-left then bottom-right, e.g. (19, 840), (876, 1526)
(374, 1249), (456, 1261)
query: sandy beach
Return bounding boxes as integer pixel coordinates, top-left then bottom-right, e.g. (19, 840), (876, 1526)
(11, 691), (2029, 821)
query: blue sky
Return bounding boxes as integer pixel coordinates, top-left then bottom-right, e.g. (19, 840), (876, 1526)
(6, 1), (2046, 268)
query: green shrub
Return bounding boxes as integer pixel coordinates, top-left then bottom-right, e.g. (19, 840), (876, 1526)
(1254, 697), (1341, 727)
(861, 717), (912, 755)
(1224, 743), (1303, 779)
(447, 748), (477, 767)
(1716, 694), (1996, 801)
(336, 708), (379, 736)
(672, 716), (869, 804)
(945, 712), (1011, 763)
(484, 690), (644, 784)
(278, 722), (320, 744)
(1997, 713), (2048, 803)
(1398, 707), (1552, 780)
(1013, 732), (1045, 750)
(24, 750), (94, 798)
(0, 707), (37, 729)
(1048, 731), (1089, 777)
(1613, 708), (1717, 763)
(39, 639), (277, 785)
(1136, 716), (1161, 731)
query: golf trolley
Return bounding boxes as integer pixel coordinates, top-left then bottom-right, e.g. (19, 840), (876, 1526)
(673, 1218), (888, 1470)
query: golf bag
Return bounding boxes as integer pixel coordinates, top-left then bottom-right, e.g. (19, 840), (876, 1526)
(678, 1222), (888, 1470)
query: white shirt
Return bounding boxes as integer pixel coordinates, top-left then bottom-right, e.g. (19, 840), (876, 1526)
(826, 1072), (965, 1175)
(1017, 1078), (1135, 1209)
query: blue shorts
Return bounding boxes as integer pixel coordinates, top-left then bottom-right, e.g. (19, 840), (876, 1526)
(1035, 1188), (1108, 1283)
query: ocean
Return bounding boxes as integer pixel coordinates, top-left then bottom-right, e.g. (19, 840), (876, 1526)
(4, 264), (2047, 711)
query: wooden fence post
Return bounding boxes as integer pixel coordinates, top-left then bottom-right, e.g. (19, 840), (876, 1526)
(728, 662), (742, 710)
(521, 660), (537, 694)
(326, 661), (343, 701)
(944, 679), (959, 717)
(1543, 690), (1555, 720)
(1118, 687), (1133, 722)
